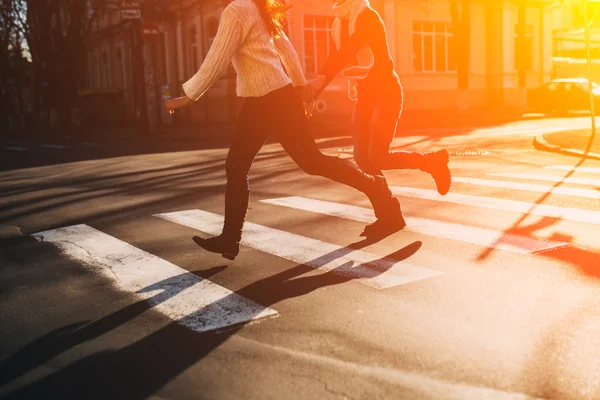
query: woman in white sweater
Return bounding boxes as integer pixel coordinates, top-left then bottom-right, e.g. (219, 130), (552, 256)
(165, 0), (403, 260)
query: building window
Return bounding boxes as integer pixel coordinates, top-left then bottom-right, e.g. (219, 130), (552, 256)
(116, 46), (125, 88)
(514, 24), (533, 70)
(159, 32), (168, 84)
(206, 17), (219, 52)
(87, 52), (94, 88)
(101, 49), (110, 88)
(189, 27), (198, 75)
(303, 15), (335, 75)
(412, 21), (455, 73)
(93, 53), (98, 87)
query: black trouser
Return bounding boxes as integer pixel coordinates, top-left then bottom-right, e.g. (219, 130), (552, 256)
(222, 84), (380, 236)
(352, 82), (426, 176)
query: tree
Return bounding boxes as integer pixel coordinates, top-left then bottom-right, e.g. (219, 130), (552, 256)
(0, 0), (29, 133)
(21, 0), (118, 132)
(449, 0), (470, 110)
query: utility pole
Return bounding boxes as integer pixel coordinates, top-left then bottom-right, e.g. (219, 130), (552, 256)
(517, 1), (527, 110)
(583, 0), (597, 153)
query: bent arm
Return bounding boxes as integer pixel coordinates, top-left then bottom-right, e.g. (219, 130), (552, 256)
(320, 33), (367, 81)
(182, 6), (245, 101)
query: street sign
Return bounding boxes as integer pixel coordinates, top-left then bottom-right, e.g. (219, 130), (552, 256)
(120, 0), (140, 18)
(121, 9), (141, 19)
(141, 22), (160, 36)
(120, 0), (140, 9)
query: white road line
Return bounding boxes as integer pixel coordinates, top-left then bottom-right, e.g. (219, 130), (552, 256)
(390, 186), (600, 225)
(489, 172), (600, 187)
(453, 177), (600, 199)
(41, 144), (67, 149)
(156, 210), (442, 289)
(4, 146), (28, 151)
(546, 165), (600, 174)
(467, 126), (572, 138)
(32, 224), (277, 333)
(260, 197), (569, 254)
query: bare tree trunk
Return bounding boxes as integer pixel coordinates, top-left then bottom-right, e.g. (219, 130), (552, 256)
(0, 77), (16, 135)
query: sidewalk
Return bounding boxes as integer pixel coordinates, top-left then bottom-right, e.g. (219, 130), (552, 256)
(6, 106), (539, 145)
(154, 106), (536, 142)
(533, 129), (600, 160)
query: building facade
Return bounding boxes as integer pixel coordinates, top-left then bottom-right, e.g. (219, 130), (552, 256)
(84, 0), (556, 127)
(83, 3), (137, 130)
(552, 0), (600, 82)
(287, 0), (554, 114)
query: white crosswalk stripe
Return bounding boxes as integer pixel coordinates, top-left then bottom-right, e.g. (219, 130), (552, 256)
(390, 186), (600, 225)
(406, 125), (574, 138)
(545, 165), (600, 174)
(488, 172), (600, 186)
(156, 210), (443, 289)
(453, 177), (600, 199)
(259, 197), (570, 254)
(31, 224), (279, 333)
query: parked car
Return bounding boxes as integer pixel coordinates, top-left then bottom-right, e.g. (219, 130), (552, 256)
(527, 78), (600, 115)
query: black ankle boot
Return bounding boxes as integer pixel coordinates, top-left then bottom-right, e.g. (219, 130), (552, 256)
(364, 175), (405, 236)
(369, 175), (403, 219)
(360, 215), (406, 237)
(193, 235), (240, 260)
(193, 188), (249, 261)
(422, 149), (451, 195)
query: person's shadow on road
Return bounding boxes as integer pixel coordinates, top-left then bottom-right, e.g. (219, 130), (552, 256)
(1, 237), (422, 400)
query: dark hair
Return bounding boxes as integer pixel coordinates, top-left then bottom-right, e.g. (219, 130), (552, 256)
(253, 0), (291, 36)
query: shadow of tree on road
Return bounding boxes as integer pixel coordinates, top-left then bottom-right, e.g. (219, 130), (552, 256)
(468, 158), (600, 397)
(475, 157), (595, 264)
(0, 154), (299, 232)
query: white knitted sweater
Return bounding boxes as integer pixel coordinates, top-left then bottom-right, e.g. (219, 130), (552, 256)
(182, 0), (306, 100)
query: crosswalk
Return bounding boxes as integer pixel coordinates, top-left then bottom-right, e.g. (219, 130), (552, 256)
(260, 196), (569, 254)
(32, 224), (279, 333)
(32, 163), (600, 334)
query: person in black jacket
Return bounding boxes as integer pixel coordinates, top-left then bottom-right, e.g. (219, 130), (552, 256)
(308, 0), (452, 236)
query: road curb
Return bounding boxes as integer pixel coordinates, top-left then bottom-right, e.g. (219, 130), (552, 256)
(532, 133), (600, 161)
(0, 225), (23, 239)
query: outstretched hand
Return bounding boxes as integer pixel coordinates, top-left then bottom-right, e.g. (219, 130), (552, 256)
(165, 96), (193, 115)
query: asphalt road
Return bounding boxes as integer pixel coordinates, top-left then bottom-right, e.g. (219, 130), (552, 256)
(1, 117), (600, 400)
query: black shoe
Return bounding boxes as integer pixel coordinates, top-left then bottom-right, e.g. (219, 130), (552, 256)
(423, 149), (451, 195)
(193, 235), (240, 260)
(360, 215), (407, 237)
(370, 175), (403, 220)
